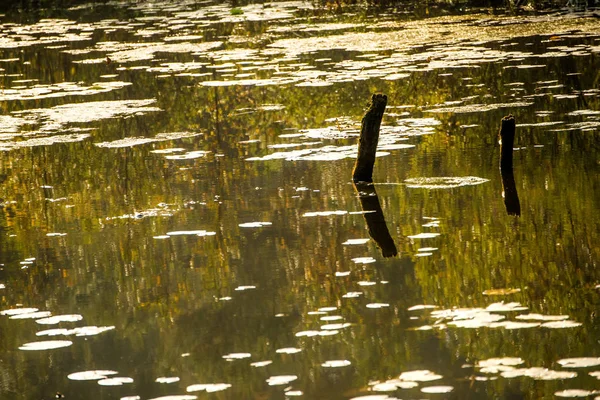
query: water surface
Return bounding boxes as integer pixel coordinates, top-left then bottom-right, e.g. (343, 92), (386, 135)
(0, 1), (599, 399)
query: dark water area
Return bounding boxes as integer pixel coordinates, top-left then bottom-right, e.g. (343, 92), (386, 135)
(0, 1), (599, 399)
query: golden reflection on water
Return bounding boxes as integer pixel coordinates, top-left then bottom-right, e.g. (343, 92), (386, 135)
(0, 1), (599, 399)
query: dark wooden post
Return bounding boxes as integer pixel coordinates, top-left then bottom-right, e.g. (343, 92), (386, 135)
(353, 183), (398, 258)
(498, 115), (520, 216)
(499, 115), (515, 172)
(352, 94), (387, 183)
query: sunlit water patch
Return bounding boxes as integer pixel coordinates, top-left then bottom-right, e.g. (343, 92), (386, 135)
(68, 370), (119, 381)
(186, 383), (232, 393)
(95, 132), (202, 148)
(405, 176), (489, 189)
(19, 340), (73, 351)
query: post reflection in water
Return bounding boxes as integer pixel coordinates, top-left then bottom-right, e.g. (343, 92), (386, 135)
(498, 115), (521, 216)
(353, 182), (398, 258)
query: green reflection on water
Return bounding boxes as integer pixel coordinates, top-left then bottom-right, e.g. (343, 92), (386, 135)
(0, 1), (599, 399)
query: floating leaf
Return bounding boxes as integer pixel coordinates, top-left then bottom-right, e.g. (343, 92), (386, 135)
(483, 288), (521, 296)
(554, 389), (598, 397)
(186, 383), (231, 393)
(405, 176), (489, 189)
(19, 340), (72, 350)
(420, 386), (454, 393)
(156, 377), (180, 384)
(501, 367), (577, 380)
(98, 377), (133, 386)
(276, 347), (302, 354)
(250, 361), (272, 367)
(239, 222), (272, 228)
(9, 311), (52, 319)
(541, 321), (582, 329)
(407, 233), (440, 239)
(399, 370), (443, 382)
(36, 314), (83, 324)
(322, 360), (351, 368)
(266, 375), (297, 386)
(223, 353), (251, 360)
(68, 370), (118, 381)
(558, 358), (600, 368)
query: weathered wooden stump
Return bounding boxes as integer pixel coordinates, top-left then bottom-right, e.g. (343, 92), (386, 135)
(353, 182), (398, 258)
(352, 94), (388, 183)
(499, 114), (516, 172)
(498, 115), (520, 216)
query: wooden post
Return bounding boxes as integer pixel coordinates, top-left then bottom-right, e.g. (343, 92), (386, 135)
(499, 115), (515, 172)
(498, 115), (520, 216)
(353, 182), (398, 258)
(352, 94), (387, 183)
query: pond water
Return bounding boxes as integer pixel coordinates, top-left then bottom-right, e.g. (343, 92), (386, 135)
(0, 1), (599, 399)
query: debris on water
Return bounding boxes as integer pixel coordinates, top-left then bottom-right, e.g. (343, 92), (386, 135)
(9, 311), (52, 319)
(322, 360), (351, 367)
(541, 320), (582, 328)
(95, 132), (201, 148)
(554, 389), (599, 398)
(420, 386), (454, 393)
(98, 377), (134, 386)
(366, 303), (389, 309)
(398, 370), (443, 382)
(407, 233), (440, 239)
(352, 257), (376, 264)
(36, 314), (83, 324)
(234, 285), (256, 291)
(501, 368), (577, 380)
(405, 176), (489, 189)
(156, 377), (180, 384)
(238, 222), (272, 228)
(485, 302), (528, 312)
(342, 238), (370, 245)
(515, 313), (568, 321)
(147, 396), (197, 400)
(483, 288), (521, 296)
(335, 271), (351, 277)
(303, 210), (348, 217)
(223, 353), (251, 360)
(266, 375), (298, 386)
(166, 230), (216, 236)
(558, 358), (600, 368)
(250, 360), (272, 367)
(68, 370), (119, 381)
(19, 340), (73, 350)
(186, 383), (232, 393)
(276, 347), (302, 354)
